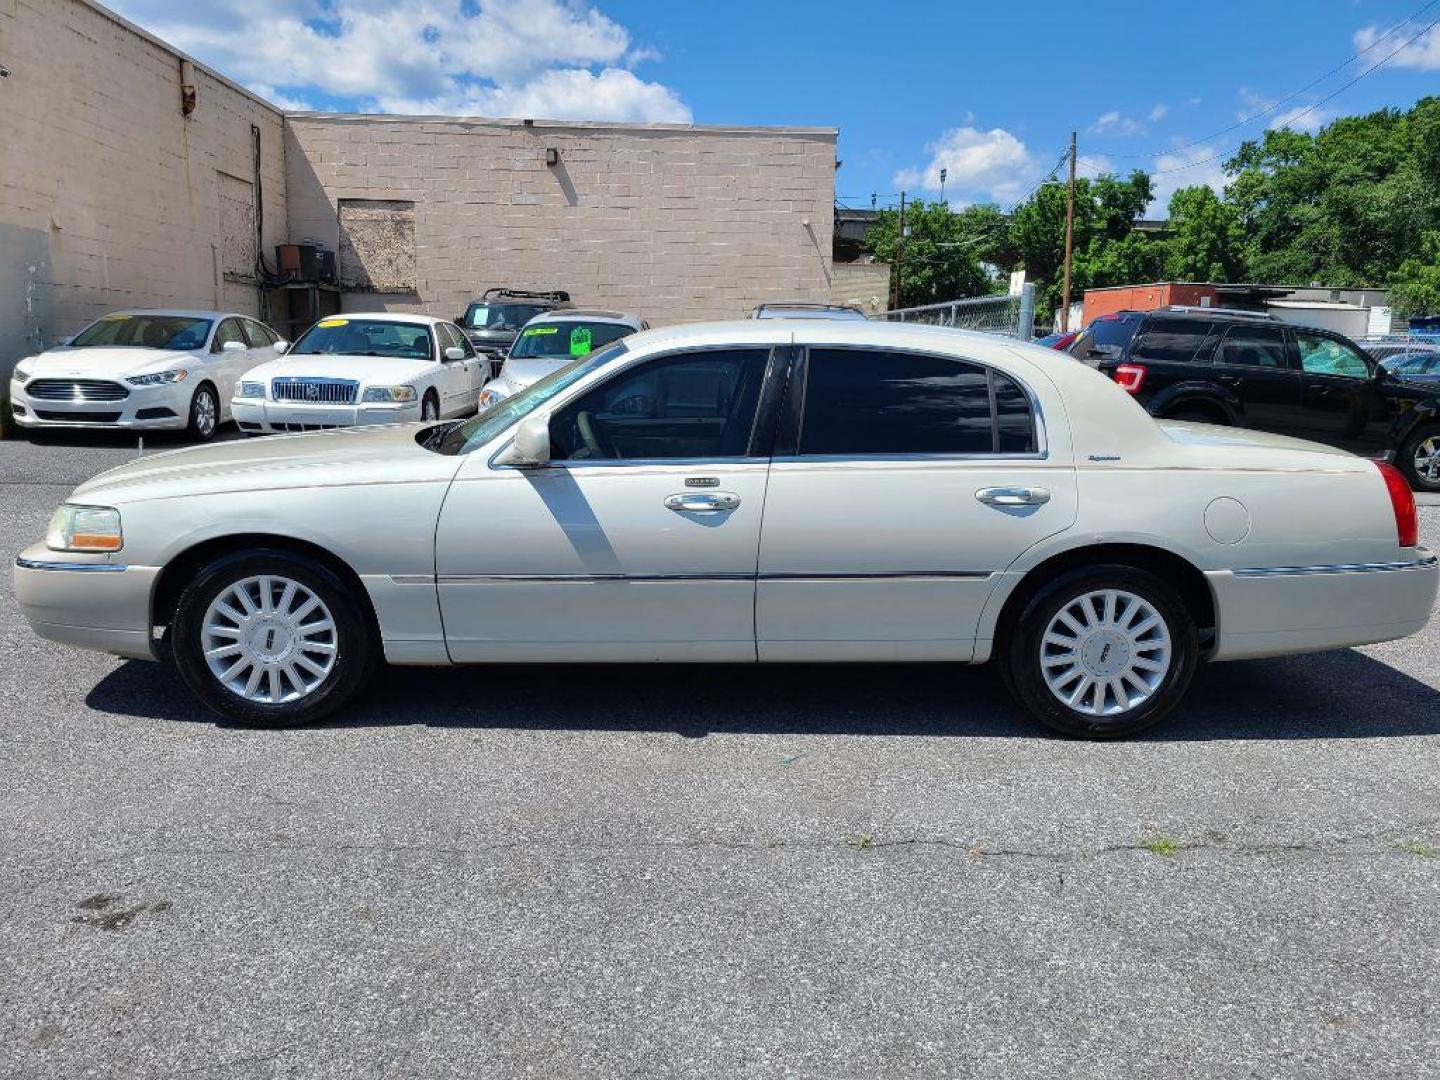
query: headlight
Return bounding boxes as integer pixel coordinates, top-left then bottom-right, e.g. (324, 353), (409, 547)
(478, 386), (508, 410)
(46, 504), (123, 553)
(126, 368), (189, 386)
(361, 384), (418, 403)
(11, 362), (32, 384)
(238, 381), (267, 398)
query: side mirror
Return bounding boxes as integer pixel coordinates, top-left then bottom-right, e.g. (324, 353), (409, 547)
(496, 413), (551, 467)
(222, 340), (247, 353)
(443, 345), (465, 361)
(273, 340), (289, 354)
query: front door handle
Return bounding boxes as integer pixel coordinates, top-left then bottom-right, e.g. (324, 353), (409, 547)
(665, 492), (740, 513)
(975, 486), (1051, 508)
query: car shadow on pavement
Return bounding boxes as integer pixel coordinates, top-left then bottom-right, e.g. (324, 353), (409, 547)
(86, 647), (1440, 741)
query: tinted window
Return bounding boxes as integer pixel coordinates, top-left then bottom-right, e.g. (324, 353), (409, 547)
(70, 314), (212, 351)
(799, 349), (1015, 456)
(550, 348), (769, 461)
(1068, 315), (1141, 362)
(1130, 317), (1209, 365)
(1214, 325), (1288, 368)
(1296, 332), (1371, 379)
(212, 318), (247, 352)
(993, 372), (1038, 453)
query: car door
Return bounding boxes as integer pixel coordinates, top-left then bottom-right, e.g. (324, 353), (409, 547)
(755, 344), (1078, 662)
(1208, 323), (1302, 434)
(429, 324), (470, 416)
(446, 322), (489, 401)
(208, 318), (252, 402)
(1294, 329), (1390, 453)
(433, 345), (783, 661)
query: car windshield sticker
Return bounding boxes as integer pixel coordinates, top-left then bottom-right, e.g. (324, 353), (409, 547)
(316, 318), (348, 328)
(522, 326), (559, 336)
(569, 326), (593, 356)
(101, 313), (131, 321)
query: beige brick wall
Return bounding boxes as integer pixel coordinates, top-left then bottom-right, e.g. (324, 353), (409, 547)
(285, 115), (837, 326)
(829, 262), (892, 316)
(0, 0), (287, 373)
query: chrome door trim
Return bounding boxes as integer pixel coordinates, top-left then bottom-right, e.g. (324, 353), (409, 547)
(436, 570), (994, 584)
(1233, 553), (1438, 577)
(15, 557), (128, 573)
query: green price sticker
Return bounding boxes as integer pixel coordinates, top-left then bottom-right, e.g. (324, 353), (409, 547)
(522, 326), (559, 337)
(569, 327), (593, 356)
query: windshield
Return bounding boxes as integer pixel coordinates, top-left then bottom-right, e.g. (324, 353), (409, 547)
(290, 318), (433, 359)
(433, 341), (628, 455)
(509, 320), (634, 360)
(463, 303), (549, 332)
(69, 314), (211, 350)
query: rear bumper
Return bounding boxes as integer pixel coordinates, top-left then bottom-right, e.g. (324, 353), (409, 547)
(232, 398), (422, 434)
(13, 547), (159, 661)
(1208, 549), (1439, 660)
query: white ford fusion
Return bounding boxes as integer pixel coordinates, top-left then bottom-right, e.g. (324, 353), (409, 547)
(477, 308), (645, 412)
(15, 320), (1437, 738)
(232, 313), (487, 433)
(9, 310), (286, 440)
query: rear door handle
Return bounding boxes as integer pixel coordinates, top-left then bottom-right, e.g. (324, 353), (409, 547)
(665, 492), (740, 513)
(976, 486), (1051, 507)
(1218, 374), (1244, 388)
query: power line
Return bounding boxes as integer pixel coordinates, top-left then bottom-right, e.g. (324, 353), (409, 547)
(1107, 0), (1439, 160)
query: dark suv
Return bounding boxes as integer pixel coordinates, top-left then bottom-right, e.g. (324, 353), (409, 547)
(457, 289), (571, 372)
(1067, 307), (1440, 491)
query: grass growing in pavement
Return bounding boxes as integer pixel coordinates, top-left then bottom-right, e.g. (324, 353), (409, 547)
(1142, 836), (1183, 857)
(1393, 839), (1437, 858)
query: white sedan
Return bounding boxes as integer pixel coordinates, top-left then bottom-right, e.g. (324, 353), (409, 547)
(477, 308), (645, 411)
(232, 313), (487, 433)
(9, 309), (286, 440)
(14, 320), (1437, 738)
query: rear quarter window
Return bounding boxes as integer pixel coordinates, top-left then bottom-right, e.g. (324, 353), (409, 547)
(1069, 316), (1141, 364)
(1129, 317), (1212, 365)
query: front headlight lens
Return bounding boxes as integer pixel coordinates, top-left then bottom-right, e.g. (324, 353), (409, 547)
(46, 504), (123, 553)
(239, 381), (267, 398)
(361, 384), (418, 403)
(126, 368), (189, 386)
(478, 386), (508, 410)
(11, 362), (32, 384)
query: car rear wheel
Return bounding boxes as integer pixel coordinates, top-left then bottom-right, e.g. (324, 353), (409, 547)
(1000, 565), (1199, 739)
(1399, 423), (1440, 493)
(186, 384), (219, 442)
(171, 550), (377, 726)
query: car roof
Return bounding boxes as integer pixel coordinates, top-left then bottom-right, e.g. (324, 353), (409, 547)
(316, 311), (448, 326)
(104, 309), (234, 319)
(527, 308), (641, 326)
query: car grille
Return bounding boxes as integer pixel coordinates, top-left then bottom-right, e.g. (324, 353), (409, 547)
(25, 378), (130, 401)
(33, 409), (122, 423)
(271, 377), (359, 405)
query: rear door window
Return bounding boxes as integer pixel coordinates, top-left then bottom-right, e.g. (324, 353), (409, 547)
(1129, 317), (1210, 365)
(1213, 325), (1290, 368)
(212, 318), (247, 352)
(1068, 315), (1141, 363)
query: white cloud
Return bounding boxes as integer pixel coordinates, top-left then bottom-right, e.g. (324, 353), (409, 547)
(1149, 144), (1228, 215)
(1088, 110), (1145, 137)
(106, 0), (691, 122)
(1076, 153), (1114, 178)
(892, 125), (1035, 205)
(1271, 104), (1332, 133)
(1148, 103), (1169, 122)
(1355, 20), (1440, 70)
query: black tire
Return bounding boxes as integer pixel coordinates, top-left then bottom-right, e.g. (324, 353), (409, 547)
(186, 383), (220, 442)
(171, 549), (377, 727)
(1398, 423), (1440, 493)
(999, 564), (1200, 739)
(421, 391), (440, 422)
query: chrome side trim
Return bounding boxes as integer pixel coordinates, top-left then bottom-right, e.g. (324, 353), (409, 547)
(1233, 553), (1438, 578)
(388, 574), (437, 585)
(437, 571), (993, 584)
(15, 557), (128, 573)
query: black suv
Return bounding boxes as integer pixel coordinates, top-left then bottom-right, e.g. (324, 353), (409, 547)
(457, 289), (571, 372)
(1067, 307), (1440, 491)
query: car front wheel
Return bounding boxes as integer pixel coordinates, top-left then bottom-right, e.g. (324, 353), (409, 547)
(1000, 565), (1199, 739)
(186, 384), (220, 442)
(171, 550), (377, 726)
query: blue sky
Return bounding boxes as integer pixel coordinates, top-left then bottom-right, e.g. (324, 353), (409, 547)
(111, 0), (1440, 214)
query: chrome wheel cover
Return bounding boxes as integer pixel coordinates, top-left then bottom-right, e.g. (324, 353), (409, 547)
(193, 389), (217, 436)
(1040, 589), (1172, 717)
(1414, 436), (1440, 484)
(201, 575), (337, 704)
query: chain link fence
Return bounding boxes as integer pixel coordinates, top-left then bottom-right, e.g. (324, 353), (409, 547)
(878, 284), (1036, 341)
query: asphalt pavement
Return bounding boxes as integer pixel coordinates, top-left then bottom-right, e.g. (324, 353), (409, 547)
(2, 429), (1438, 1079)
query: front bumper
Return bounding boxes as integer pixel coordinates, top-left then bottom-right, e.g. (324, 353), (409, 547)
(1208, 548), (1439, 661)
(232, 397), (422, 434)
(14, 546), (159, 661)
(10, 381), (189, 430)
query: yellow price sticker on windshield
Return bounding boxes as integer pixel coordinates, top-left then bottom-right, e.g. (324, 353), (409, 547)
(101, 313), (132, 321)
(523, 326), (559, 336)
(316, 318), (349, 328)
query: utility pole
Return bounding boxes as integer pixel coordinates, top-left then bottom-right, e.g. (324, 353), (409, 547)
(1060, 130), (1077, 333)
(939, 168), (947, 205)
(893, 191), (906, 310)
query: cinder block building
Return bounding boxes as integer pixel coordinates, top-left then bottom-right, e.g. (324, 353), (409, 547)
(0, 0), (839, 381)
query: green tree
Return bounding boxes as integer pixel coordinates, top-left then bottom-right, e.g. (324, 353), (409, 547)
(864, 199), (1006, 307)
(1163, 185), (1245, 282)
(1392, 231), (1440, 317)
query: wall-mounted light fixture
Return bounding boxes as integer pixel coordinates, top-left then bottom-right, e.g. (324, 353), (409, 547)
(545, 148), (559, 167)
(179, 59), (196, 116)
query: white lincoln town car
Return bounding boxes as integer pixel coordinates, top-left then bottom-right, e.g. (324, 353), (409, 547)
(9, 309), (286, 440)
(231, 313), (487, 433)
(15, 321), (1437, 738)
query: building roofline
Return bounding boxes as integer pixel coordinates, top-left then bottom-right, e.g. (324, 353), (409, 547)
(285, 112), (838, 137)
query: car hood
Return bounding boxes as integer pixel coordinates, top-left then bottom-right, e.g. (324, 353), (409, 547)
(243, 353), (434, 384)
(21, 346), (192, 376)
(498, 355), (573, 390)
(72, 423), (461, 504)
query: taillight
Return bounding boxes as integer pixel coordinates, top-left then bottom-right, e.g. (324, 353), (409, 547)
(1113, 363), (1147, 394)
(1375, 461), (1418, 548)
